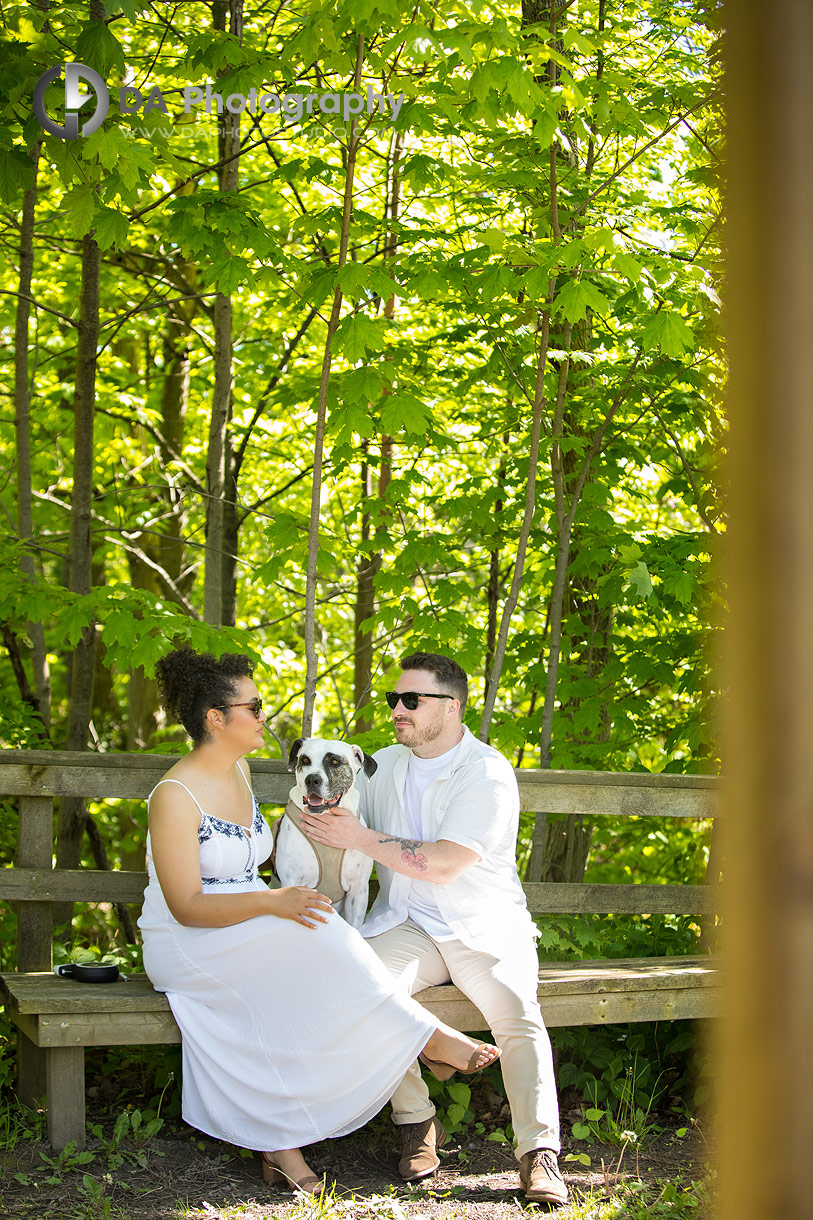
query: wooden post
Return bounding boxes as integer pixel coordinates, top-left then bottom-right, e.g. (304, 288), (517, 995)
(721, 4), (813, 1218)
(45, 1048), (86, 1152)
(15, 795), (53, 1106)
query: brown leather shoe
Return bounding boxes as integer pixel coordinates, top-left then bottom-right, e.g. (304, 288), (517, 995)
(519, 1149), (568, 1206)
(398, 1116), (447, 1182)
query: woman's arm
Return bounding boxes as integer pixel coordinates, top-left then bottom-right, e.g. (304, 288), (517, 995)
(148, 784), (333, 929)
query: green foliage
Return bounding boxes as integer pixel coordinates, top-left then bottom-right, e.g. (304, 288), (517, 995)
(0, 0), (720, 1137)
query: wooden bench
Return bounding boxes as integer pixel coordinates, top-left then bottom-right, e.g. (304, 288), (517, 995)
(0, 750), (721, 1150)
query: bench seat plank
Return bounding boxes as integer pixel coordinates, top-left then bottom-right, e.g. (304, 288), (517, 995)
(2, 956), (720, 1050)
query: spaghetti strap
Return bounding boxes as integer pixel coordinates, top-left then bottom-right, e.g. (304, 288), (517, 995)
(235, 763), (255, 799)
(148, 778), (207, 817)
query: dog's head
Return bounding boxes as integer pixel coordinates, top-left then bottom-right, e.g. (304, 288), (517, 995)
(287, 738), (377, 812)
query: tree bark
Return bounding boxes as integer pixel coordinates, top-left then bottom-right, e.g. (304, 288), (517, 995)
(204, 0), (243, 625)
(56, 226), (102, 903)
(14, 138), (51, 731)
(351, 130), (403, 730)
(302, 33), (365, 735)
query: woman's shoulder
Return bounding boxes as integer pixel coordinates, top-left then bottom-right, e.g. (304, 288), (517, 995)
(148, 767), (206, 818)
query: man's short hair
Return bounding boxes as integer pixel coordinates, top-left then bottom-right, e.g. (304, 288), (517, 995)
(399, 652), (468, 716)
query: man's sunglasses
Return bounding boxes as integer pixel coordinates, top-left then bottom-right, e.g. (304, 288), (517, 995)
(384, 692), (453, 711)
(214, 699), (264, 719)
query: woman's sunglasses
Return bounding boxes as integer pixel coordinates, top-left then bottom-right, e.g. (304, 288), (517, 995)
(384, 692), (453, 711)
(214, 699), (264, 719)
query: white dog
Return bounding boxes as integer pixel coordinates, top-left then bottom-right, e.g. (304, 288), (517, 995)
(273, 737), (376, 928)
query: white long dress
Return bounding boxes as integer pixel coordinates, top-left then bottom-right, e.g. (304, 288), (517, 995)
(137, 771), (436, 1151)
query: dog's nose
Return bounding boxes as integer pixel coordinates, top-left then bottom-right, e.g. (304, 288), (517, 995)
(304, 773), (323, 791)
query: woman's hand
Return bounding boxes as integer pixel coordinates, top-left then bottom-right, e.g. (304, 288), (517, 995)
(271, 886), (334, 929)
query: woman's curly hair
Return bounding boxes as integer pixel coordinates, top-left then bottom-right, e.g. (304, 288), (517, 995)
(156, 647), (254, 746)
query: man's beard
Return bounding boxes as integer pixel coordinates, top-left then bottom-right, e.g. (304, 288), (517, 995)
(393, 714), (445, 748)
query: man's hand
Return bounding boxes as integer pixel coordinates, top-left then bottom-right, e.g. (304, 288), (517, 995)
(301, 805), (369, 852)
(301, 805), (479, 885)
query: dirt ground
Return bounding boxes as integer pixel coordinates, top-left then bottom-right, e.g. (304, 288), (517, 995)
(0, 1096), (711, 1220)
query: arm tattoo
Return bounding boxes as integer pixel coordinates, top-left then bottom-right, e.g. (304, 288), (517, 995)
(378, 836), (429, 872)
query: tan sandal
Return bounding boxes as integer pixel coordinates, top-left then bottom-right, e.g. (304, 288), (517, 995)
(419, 1042), (501, 1082)
(261, 1152), (324, 1195)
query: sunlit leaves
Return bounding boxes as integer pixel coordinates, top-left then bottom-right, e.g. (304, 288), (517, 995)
(76, 17), (126, 75)
(554, 278), (612, 324)
(642, 310), (694, 358)
(333, 313), (387, 361)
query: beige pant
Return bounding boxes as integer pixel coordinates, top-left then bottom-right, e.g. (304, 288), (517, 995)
(367, 919), (560, 1160)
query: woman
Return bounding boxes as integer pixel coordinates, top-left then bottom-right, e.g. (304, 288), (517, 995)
(138, 647), (500, 1194)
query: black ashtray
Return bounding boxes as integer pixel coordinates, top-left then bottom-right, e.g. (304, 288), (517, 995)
(54, 963), (125, 983)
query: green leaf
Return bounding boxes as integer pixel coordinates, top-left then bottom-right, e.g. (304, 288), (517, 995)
(333, 313), (386, 361)
(76, 18), (126, 75)
(0, 147), (36, 202)
(554, 278), (610, 323)
(642, 310), (693, 357)
(93, 205), (129, 251)
(83, 125), (133, 171)
(613, 251), (644, 281)
(571, 1121), (591, 1140)
(447, 1082), (471, 1108)
(663, 569), (697, 606)
(380, 392), (432, 439)
(627, 560), (654, 601)
(62, 185), (97, 238)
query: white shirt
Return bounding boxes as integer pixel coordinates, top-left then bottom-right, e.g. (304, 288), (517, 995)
(403, 742), (464, 939)
(360, 726), (537, 956)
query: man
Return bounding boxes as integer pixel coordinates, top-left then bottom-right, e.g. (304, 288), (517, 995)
(301, 652), (567, 1206)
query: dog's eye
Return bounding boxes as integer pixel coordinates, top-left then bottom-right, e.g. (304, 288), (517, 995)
(299, 755), (310, 767)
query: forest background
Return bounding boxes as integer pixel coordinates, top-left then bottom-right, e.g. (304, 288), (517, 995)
(0, 0), (721, 1122)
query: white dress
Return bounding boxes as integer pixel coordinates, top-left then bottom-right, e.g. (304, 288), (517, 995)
(137, 771), (436, 1151)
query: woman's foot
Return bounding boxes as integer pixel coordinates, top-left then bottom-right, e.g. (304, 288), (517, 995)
(420, 1026), (501, 1081)
(261, 1148), (323, 1195)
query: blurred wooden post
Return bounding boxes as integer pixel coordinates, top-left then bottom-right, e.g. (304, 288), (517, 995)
(722, 4), (813, 1219)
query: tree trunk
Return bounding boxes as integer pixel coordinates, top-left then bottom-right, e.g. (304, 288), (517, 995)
(204, 0), (243, 625)
(351, 131), (403, 730)
(484, 435), (510, 710)
(302, 33), (366, 735)
(14, 138), (51, 732)
(56, 227), (102, 919)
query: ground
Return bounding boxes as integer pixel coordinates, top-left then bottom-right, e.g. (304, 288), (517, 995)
(0, 1097), (711, 1220)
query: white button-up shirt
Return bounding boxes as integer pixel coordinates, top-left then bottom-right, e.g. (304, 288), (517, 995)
(360, 726), (537, 956)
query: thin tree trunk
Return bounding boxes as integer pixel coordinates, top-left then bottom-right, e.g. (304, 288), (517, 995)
(302, 33), (366, 735)
(204, 0), (243, 625)
(14, 138), (51, 729)
(351, 130), (403, 729)
(484, 433), (510, 710)
(478, 314), (552, 741)
(56, 226), (102, 907)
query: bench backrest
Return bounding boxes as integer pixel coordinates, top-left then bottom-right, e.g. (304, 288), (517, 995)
(0, 751), (721, 972)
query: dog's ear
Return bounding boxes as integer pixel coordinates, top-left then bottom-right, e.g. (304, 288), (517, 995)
(287, 738), (304, 771)
(351, 744), (378, 778)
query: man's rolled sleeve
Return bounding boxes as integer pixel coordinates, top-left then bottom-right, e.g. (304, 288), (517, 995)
(433, 756), (520, 858)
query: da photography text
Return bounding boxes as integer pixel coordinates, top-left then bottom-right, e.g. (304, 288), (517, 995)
(33, 62), (406, 140)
